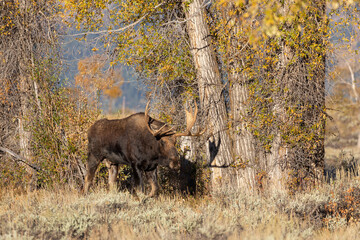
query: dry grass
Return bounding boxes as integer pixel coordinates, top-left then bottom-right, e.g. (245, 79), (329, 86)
(1, 174), (360, 240)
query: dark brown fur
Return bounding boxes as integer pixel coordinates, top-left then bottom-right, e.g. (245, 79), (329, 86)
(84, 113), (180, 197)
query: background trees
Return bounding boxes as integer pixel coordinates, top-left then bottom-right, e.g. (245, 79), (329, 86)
(1, 0), (359, 193)
(0, 0), (99, 190)
(62, 0), (332, 192)
(75, 54), (124, 113)
(0, 0), (60, 189)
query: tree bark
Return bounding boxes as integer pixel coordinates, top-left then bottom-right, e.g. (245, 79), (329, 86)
(230, 75), (258, 190)
(19, 74), (37, 189)
(226, 18), (257, 190)
(266, 40), (292, 192)
(183, 0), (234, 189)
(18, 0), (37, 190)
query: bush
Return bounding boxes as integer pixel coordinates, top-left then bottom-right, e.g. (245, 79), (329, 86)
(324, 187), (360, 228)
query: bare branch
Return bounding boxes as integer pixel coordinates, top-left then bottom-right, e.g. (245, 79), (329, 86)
(345, 60), (359, 103)
(61, 2), (165, 37)
(0, 146), (41, 172)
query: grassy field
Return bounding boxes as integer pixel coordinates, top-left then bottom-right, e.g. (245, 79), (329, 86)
(1, 171), (360, 240)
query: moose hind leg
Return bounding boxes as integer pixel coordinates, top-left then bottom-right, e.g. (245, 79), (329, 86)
(122, 165), (139, 200)
(84, 153), (101, 194)
(146, 169), (159, 197)
(105, 160), (119, 192)
(136, 167), (145, 193)
(132, 165), (145, 192)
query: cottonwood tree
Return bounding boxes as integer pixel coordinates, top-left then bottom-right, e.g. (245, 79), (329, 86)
(211, 3), (259, 190)
(183, 0), (234, 186)
(274, 0), (327, 191)
(222, 0), (328, 191)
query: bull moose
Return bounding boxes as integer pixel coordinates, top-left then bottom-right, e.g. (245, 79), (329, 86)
(84, 101), (201, 197)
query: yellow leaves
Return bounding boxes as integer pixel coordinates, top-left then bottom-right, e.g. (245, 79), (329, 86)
(103, 85), (122, 99)
(75, 54), (124, 105)
(61, 0), (192, 85)
(217, 0), (329, 39)
(231, 156), (249, 170)
(160, 64), (174, 73)
(330, 0), (355, 10)
(61, 0), (108, 30)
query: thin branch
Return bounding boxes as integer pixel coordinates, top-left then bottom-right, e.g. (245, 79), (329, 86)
(345, 60), (359, 103)
(61, 2), (164, 37)
(160, 18), (188, 27)
(0, 146), (41, 172)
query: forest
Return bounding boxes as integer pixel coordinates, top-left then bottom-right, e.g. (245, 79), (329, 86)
(1, 0), (360, 239)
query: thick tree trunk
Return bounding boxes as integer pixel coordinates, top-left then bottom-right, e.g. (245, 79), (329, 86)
(230, 79), (258, 190)
(266, 41), (292, 192)
(224, 9), (258, 191)
(19, 67), (37, 190)
(183, 0), (234, 189)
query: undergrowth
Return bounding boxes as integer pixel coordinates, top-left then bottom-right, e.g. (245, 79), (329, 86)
(1, 172), (360, 240)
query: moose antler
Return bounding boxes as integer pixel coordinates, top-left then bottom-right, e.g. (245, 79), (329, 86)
(173, 101), (205, 138)
(145, 100), (205, 138)
(145, 101), (174, 137)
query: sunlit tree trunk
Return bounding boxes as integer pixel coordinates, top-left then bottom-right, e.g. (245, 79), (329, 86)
(225, 16), (257, 190)
(183, 0), (234, 189)
(230, 73), (258, 191)
(19, 74), (34, 169)
(18, 0), (37, 189)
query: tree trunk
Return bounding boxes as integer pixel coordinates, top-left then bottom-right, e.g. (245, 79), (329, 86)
(230, 77), (258, 191)
(18, 0), (37, 190)
(270, 0), (326, 191)
(19, 74), (35, 183)
(183, 0), (234, 189)
(226, 27), (257, 190)
(266, 40), (292, 192)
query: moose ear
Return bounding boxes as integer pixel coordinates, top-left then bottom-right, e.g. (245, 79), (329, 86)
(149, 120), (175, 140)
(149, 122), (163, 140)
